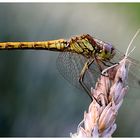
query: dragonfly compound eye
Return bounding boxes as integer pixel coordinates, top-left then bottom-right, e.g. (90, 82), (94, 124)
(105, 43), (115, 56)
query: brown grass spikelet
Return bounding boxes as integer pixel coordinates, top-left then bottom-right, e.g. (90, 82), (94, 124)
(71, 57), (130, 137)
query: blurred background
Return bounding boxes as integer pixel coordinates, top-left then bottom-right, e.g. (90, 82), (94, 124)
(0, 3), (140, 137)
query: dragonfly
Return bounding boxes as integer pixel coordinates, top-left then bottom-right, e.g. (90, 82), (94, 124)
(0, 34), (140, 100)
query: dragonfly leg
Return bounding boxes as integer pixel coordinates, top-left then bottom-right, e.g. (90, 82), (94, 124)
(101, 63), (119, 78)
(79, 59), (95, 101)
(108, 61), (118, 65)
(101, 61), (111, 67)
(103, 60), (119, 66)
(95, 58), (119, 77)
(95, 57), (118, 71)
(94, 57), (104, 72)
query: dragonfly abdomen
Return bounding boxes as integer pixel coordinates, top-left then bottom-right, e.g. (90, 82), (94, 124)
(0, 39), (68, 51)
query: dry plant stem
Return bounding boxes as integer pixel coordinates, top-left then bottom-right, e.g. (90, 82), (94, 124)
(72, 57), (129, 137)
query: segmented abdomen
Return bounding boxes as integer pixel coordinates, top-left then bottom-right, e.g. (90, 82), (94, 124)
(0, 39), (67, 51)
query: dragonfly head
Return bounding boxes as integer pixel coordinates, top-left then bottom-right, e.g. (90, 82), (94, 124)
(97, 43), (115, 61)
(105, 43), (115, 59)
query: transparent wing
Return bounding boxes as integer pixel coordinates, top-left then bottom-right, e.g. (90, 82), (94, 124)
(56, 52), (102, 93)
(111, 49), (140, 89)
(56, 49), (140, 99)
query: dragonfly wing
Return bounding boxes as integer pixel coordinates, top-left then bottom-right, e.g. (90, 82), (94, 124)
(126, 63), (140, 99)
(56, 52), (101, 92)
(56, 49), (140, 99)
(57, 51), (82, 89)
(128, 59), (140, 88)
(111, 49), (140, 88)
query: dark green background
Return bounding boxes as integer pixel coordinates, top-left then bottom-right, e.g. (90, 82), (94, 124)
(0, 3), (140, 137)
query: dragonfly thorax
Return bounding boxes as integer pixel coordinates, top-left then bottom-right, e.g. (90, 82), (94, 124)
(67, 34), (115, 61)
